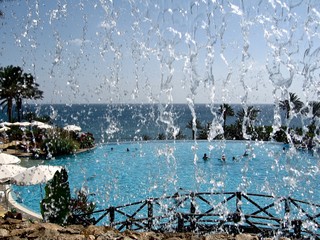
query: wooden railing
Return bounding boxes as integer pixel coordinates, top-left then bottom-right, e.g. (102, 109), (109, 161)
(74, 191), (320, 239)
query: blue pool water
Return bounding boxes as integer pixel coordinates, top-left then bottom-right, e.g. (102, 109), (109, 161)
(13, 140), (319, 217)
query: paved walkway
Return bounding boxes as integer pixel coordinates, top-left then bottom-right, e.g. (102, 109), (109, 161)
(0, 184), (42, 220)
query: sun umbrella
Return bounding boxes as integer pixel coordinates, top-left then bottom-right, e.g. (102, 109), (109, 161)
(0, 126), (10, 133)
(0, 122), (12, 127)
(0, 153), (21, 165)
(0, 165), (27, 183)
(11, 165), (63, 186)
(37, 124), (53, 130)
(12, 122), (31, 127)
(31, 121), (53, 129)
(63, 124), (81, 132)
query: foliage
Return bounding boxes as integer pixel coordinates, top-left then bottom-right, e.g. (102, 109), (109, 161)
(41, 169), (96, 226)
(198, 122), (210, 140)
(218, 103), (235, 136)
(279, 92), (304, 119)
(142, 134), (152, 141)
(186, 119), (203, 140)
(175, 130), (185, 140)
(157, 133), (166, 140)
(24, 112), (51, 123)
(40, 168), (71, 225)
(42, 137), (80, 156)
(77, 132), (95, 148)
(272, 127), (289, 143)
(0, 65), (43, 122)
(67, 190), (96, 226)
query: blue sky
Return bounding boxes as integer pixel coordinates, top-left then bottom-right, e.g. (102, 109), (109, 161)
(0, 0), (319, 105)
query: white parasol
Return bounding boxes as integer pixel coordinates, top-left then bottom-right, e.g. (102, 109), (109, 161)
(11, 165), (63, 186)
(0, 126), (10, 133)
(0, 153), (21, 165)
(63, 124), (81, 132)
(0, 122), (12, 127)
(31, 121), (53, 129)
(0, 165), (27, 183)
(12, 122), (31, 127)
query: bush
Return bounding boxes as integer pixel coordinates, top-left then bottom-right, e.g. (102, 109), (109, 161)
(40, 168), (71, 225)
(77, 132), (95, 149)
(42, 137), (80, 156)
(67, 190), (96, 226)
(41, 169), (96, 226)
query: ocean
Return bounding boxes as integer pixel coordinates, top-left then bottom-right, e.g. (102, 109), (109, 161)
(0, 103), (303, 143)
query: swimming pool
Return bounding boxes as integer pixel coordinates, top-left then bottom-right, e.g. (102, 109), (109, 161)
(12, 140), (319, 217)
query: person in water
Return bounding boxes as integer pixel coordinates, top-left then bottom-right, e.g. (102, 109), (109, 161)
(221, 154), (226, 161)
(203, 153), (209, 160)
(243, 150), (248, 156)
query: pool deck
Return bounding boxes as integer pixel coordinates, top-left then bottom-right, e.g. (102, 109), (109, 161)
(0, 184), (42, 220)
(0, 147), (96, 221)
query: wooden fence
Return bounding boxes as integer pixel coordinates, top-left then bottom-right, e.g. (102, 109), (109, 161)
(75, 191), (320, 239)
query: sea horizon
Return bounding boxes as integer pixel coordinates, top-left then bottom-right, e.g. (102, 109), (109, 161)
(0, 103), (304, 143)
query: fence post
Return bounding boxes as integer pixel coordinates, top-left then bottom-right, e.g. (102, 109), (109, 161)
(126, 219), (132, 230)
(236, 192), (242, 214)
(190, 192), (196, 231)
(292, 219), (302, 238)
(229, 192), (242, 223)
(109, 207), (115, 227)
(282, 198), (290, 232)
(177, 213), (184, 232)
(147, 199), (153, 230)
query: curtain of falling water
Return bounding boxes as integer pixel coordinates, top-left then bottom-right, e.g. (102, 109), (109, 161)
(1, 0), (320, 210)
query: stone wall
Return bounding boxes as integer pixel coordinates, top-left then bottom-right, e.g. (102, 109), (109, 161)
(0, 217), (293, 240)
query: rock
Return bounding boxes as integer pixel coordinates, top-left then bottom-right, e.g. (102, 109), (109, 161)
(235, 234), (259, 240)
(10, 227), (35, 237)
(140, 231), (164, 240)
(204, 233), (231, 240)
(0, 218), (298, 239)
(0, 228), (10, 237)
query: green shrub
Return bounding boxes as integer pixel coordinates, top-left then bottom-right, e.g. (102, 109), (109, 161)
(41, 169), (96, 226)
(42, 137), (80, 156)
(67, 190), (96, 226)
(40, 168), (71, 225)
(77, 132), (95, 149)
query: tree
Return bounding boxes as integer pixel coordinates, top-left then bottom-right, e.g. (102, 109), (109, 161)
(15, 72), (43, 121)
(309, 101), (320, 121)
(0, 65), (43, 122)
(301, 101), (320, 137)
(198, 122), (211, 140)
(236, 106), (260, 139)
(186, 118), (202, 140)
(67, 190), (96, 226)
(0, 66), (22, 122)
(279, 92), (304, 119)
(41, 168), (71, 225)
(218, 104), (234, 134)
(236, 106), (260, 123)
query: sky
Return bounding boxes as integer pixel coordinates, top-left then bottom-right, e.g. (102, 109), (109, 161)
(0, 0), (320, 105)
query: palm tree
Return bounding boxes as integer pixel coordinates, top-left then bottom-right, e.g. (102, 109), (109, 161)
(218, 104), (234, 133)
(0, 65), (22, 122)
(236, 106), (260, 139)
(186, 118), (202, 140)
(236, 106), (260, 123)
(15, 72), (43, 121)
(301, 101), (320, 124)
(279, 92), (304, 119)
(0, 65), (43, 122)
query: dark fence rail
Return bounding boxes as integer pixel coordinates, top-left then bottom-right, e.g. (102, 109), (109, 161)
(75, 191), (320, 239)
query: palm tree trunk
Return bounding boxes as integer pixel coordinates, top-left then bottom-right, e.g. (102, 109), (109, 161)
(7, 98), (13, 122)
(16, 98), (22, 122)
